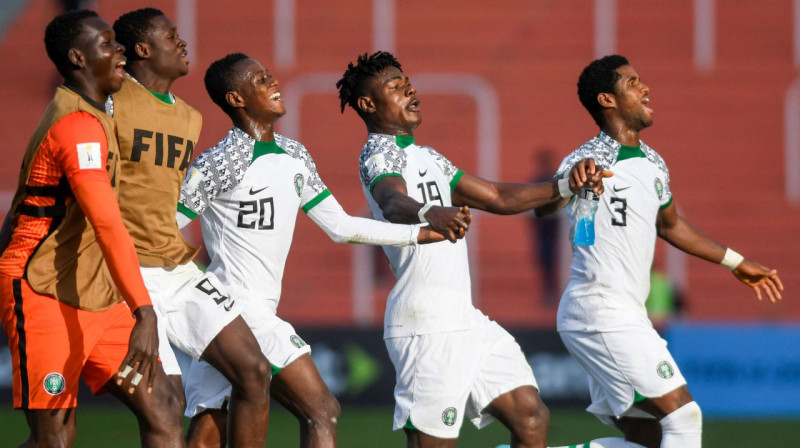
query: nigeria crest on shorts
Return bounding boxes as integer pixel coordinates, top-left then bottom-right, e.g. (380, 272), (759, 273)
(442, 407), (457, 426)
(294, 173), (304, 197)
(290, 335), (306, 348)
(657, 361), (674, 379)
(654, 178), (664, 200)
(43, 372), (66, 395)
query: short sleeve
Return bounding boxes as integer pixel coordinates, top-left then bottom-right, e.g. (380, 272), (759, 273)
(359, 140), (407, 193)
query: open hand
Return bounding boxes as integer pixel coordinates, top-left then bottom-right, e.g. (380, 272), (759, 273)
(732, 260), (784, 303)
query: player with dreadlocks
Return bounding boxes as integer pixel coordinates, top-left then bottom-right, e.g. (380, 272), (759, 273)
(176, 52), (458, 448)
(337, 51), (609, 448)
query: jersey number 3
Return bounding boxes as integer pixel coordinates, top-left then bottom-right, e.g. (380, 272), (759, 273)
(238, 198), (275, 230)
(611, 197), (627, 226)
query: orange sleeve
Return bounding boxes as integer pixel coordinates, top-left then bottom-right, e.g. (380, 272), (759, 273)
(50, 112), (152, 312)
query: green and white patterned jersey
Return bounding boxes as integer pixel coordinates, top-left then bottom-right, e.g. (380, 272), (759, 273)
(359, 133), (475, 338)
(178, 128), (418, 313)
(555, 131), (673, 332)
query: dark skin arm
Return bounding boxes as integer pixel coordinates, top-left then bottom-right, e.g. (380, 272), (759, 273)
(372, 176), (471, 242)
(453, 158), (611, 215)
(534, 158), (613, 218)
(656, 202), (784, 303)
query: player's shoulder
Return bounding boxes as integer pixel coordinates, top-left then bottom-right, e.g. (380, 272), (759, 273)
(360, 133), (401, 159)
(274, 133), (309, 159)
(191, 128), (253, 170)
(50, 110), (105, 139)
(640, 140), (670, 176)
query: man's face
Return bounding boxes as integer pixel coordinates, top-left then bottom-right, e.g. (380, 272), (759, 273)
(76, 16), (127, 96)
(235, 58), (285, 121)
(143, 15), (189, 79)
(363, 66), (421, 134)
(611, 64), (653, 131)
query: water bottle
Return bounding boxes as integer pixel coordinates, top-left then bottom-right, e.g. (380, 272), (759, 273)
(573, 186), (599, 245)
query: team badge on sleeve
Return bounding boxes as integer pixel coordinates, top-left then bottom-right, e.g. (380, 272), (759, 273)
(294, 173), (304, 197)
(654, 178), (664, 200)
(76, 142), (102, 169)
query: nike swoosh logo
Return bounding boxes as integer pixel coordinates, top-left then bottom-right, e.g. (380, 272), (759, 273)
(223, 300), (236, 312)
(613, 185), (631, 192)
(249, 186), (268, 195)
(418, 169), (427, 177)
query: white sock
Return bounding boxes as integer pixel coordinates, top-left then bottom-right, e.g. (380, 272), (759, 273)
(659, 401), (702, 448)
(548, 437), (647, 448)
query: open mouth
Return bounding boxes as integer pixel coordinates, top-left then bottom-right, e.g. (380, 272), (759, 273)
(642, 96), (653, 114)
(180, 50), (189, 64)
(115, 60), (126, 76)
(269, 92), (282, 102)
(406, 97), (420, 112)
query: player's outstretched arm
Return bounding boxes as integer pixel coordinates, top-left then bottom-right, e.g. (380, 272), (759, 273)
(656, 202), (783, 303)
(372, 176), (469, 243)
(456, 158), (611, 216)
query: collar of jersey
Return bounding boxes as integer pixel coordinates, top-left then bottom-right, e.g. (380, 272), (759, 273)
(253, 139), (286, 161)
(395, 135), (415, 148)
(616, 144), (646, 161)
(126, 73), (176, 104)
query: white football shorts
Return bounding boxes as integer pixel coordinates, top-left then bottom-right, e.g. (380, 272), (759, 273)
(386, 312), (538, 439)
(559, 323), (687, 420)
(140, 263), (243, 362)
(183, 298), (311, 417)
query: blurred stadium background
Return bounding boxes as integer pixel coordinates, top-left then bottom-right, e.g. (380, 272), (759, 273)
(0, 0), (798, 446)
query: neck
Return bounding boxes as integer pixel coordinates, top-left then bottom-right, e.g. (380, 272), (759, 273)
(233, 115), (276, 142)
(64, 78), (106, 106)
(365, 119), (415, 137)
(126, 65), (175, 94)
(601, 123), (640, 146)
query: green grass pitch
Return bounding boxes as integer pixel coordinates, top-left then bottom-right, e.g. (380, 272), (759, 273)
(0, 405), (798, 446)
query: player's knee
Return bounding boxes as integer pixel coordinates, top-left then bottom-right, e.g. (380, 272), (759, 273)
(307, 394), (341, 432)
(511, 391), (550, 441)
(659, 401), (702, 448)
(233, 353), (271, 395)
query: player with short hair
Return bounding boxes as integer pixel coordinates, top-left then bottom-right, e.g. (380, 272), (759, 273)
(112, 9), (272, 447)
(176, 52), (460, 447)
(0, 10), (183, 446)
(336, 51), (607, 448)
(537, 55), (784, 448)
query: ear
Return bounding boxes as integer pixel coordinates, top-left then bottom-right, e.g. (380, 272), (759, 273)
(67, 48), (84, 68)
(226, 91), (245, 109)
(134, 42), (150, 59)
(357, 96), (375, 114)
(597, 92), (616, 109)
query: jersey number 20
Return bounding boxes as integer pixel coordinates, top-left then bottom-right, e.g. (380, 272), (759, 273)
(238, 198), (275, 230)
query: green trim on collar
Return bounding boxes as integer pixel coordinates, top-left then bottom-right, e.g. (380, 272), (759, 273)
(369, 172), (404, 194)
(395, 135), (415, 148)
(659, 196), (674, 211)
(616, 144), (646, 162)
(302, 189), (331, 213)
(177, 202), (198, 220)
(150, 90), (175, 105)
(253, 140), (286, 161)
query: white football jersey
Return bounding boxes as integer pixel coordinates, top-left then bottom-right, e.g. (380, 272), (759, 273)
(178, 128), (418, 313)
(555, 132), (672, 331)
(359, 134), (475, 338)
